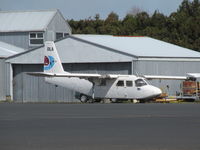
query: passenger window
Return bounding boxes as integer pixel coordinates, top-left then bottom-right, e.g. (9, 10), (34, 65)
(135, 79), (147, 87)
(116, 80), (124, 87)
(126, 81), (133, 87)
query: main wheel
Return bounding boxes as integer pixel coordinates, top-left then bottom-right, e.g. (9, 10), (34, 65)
(111, 98), (117, 103)
(80, 95), (88, 103)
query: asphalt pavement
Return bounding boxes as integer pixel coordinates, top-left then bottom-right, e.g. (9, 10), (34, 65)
(0, 103), (200, 150)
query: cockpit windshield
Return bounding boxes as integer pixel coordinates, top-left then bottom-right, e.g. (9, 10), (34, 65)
(135, 79), (147, 87)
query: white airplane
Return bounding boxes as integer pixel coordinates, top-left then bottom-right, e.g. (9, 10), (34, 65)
(28, 41), (164, 103)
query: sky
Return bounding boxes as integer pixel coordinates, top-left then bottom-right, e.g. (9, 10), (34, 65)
(0, 0), (184, 20)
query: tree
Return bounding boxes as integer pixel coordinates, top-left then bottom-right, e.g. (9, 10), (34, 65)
(68, 0), (200, 51)
(103, 12), (121, 35)
(121, 15), (137, 35)
(105, 12), (119, 24)
(127, 6), (143, 16)
(135, 12), (150, 31)
(151, 11), (167, 28)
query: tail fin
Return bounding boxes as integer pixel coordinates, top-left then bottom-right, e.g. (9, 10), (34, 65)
(44, 41), (65, 73)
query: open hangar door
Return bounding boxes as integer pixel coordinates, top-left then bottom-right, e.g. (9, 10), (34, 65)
(12, 62), (132, 102)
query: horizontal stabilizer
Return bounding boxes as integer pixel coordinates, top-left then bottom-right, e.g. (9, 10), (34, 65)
(27, 72), (54, 77)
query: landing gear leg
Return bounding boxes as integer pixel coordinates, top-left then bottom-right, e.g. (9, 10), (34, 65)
(92, 82), (95, 100)
(139, 99), (145, 103)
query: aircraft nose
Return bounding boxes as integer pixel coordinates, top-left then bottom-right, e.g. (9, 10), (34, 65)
(153, 87), (162, 96)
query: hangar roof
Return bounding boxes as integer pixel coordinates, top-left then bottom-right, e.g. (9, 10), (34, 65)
(6, 34), (200, 63)
(0, 41), (25, 58)
(73, 35), (200, 58)
(0, 10), (57, 32)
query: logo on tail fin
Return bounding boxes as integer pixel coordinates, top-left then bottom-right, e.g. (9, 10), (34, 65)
(44, 56), (55, 70)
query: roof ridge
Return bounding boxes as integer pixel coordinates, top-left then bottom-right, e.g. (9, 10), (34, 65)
(0, 9), (58, 14)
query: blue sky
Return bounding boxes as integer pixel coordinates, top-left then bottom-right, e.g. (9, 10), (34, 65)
(0, 0), (184, 20)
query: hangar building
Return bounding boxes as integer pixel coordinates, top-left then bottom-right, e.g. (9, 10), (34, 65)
(5, 35), (200, 102)
(0, 10), (71, 50)
(0, 41), (25, 100)
(0, 9), (71, 101)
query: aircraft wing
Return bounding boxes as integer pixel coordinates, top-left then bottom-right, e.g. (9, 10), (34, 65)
(143, 75), (187, 80)
(187, 73), (200, 78)
(27, 72), (119, 79)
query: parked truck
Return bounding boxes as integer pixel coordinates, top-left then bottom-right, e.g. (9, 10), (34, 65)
(178, 80), (200, 101)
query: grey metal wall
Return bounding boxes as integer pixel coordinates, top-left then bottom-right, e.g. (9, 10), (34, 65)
(13, 64), (75, 102)
(0, 31), (51, 50)
(47, 11), (71, 40)
(65, 63), (131, 74)
(0, 59), (5, 100)
(0, 32), (29, 50)
(134, 60), (200, 95)
(13, 62), (131, 102)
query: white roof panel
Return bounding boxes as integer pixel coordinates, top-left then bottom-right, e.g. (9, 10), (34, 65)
(73, 35), (200, 58)
(0, 10), (57, 32)
(0, 41), (25, 57)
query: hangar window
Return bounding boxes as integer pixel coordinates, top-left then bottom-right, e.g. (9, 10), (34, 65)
(116, 80), (124, 87)
(56, 33), (64, 40)
(56, 33), (69, 40)
(29, 32), (44, 46)
(126, 81), (133, 87)
(135, 79), (147, 87)
(64, 33), (69, 37)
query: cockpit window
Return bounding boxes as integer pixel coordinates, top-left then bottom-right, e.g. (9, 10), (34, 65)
(116, 80), (124, 87)
(135, 79), (147, 87)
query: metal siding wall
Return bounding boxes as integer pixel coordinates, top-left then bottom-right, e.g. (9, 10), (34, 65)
(0, 59), (5, 100)
(5, 63), (12, 99)
(0, 32), (29, 49)
(45, 30), (55, 41)
(64, 63), (131, 74)
(47, 12), (71, 41)
(13, 64), (75, 102)
(13, 62), (131, 102)
(135, 60), (200, 95)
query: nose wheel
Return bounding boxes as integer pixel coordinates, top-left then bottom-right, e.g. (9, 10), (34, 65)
(80, 95), (88, 103)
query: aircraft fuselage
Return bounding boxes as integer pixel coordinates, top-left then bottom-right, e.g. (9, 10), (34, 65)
(45, 75), (161, 100)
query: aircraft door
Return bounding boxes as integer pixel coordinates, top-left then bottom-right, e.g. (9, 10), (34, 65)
(115, 80), (127, 98)
(125, 80), (135, 98)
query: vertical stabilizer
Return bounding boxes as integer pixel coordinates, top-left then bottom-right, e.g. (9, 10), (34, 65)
(44, 41), (65, 73)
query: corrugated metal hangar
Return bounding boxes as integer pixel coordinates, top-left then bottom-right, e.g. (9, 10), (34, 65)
(0, 9), (71, 50)
(1, 9), (200, 102)
(0, 41), (25, 100)
(5, 35), (200, 102)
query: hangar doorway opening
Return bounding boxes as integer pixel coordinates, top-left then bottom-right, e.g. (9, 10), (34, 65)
(12, 62), (132, 102)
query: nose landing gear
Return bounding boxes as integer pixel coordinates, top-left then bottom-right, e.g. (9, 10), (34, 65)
(80, 94), (88, 103)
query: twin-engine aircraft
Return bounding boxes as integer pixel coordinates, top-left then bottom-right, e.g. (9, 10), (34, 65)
(29, 41), (196, 103)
